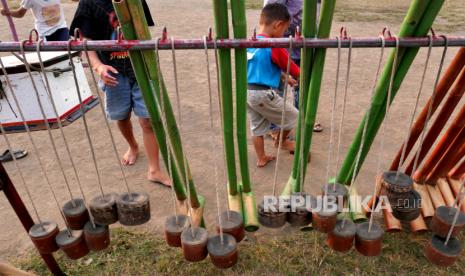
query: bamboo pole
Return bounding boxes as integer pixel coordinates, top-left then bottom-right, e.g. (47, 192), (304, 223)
(447, 177), (465, 212)
(363, 175), (383, 217)
(336, 0), (445, 184)
(212, 0), (238, 195)
(426, 183), (446, 209)
(292, 0), (336, 192)
(426, 127), (465, 182)
(112, 0), (186, 201)
(406, 68), (465, 176)
(437, 178), (455, 207)
(390, 48), (465, 171)
(413, 100), (465, 183)
(413, 182), (435, 218)
(348, 187), (366, 222)
(231, 0), (251, 193)
(287, 0), (317, 194)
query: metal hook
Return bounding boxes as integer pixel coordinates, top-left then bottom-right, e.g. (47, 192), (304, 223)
(339, 27), (348, 39)
(73, 28), (83, 41)
(162, 27), (168, 41)
(430, 28), (437, 39)
(295, 26), (301, 39)
(381, 26), (393, 39)
(207, 27), (213, 41)
(28, 29), (39, 43)
(116, 26), (124, 43)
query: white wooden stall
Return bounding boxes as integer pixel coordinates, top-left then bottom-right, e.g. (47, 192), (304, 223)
(0, 51), (98, 133)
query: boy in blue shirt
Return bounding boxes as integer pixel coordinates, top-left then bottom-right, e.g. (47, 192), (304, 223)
(247, 3), (300, 167)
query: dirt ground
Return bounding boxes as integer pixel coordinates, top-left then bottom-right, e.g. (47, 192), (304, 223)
(0, 0), (463, 260)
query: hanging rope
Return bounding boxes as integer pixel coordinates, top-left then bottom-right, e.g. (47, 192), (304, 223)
(19, 39), (77, 207)
(271, 35), (294, 197)
(0, 54), (71, 233)
(411, 36), (449, 173)
(82, 39), (133, 198)
(371, 34), (400, 232)
(395, 35), (433, 180)
(204, 35), (225, 243)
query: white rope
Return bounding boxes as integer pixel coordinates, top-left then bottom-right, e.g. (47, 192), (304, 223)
(271, 35), (294, 197)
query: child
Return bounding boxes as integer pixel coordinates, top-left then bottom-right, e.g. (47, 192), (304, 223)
(247, 3), (300, 167)
(1, 0), (69, 41)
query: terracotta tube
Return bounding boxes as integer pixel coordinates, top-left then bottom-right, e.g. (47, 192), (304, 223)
(447, 177), (465, 212)
(414, 183), (435, 218)
(391, 48), (465, 171)
(436, 178), (455, 206)
(409, 215), (428, 234)
(364, 175), (383, 217)
(409, 68), (465, 178)
(426, 184), (446, 209)
(426, 126), (465, 182)
(381, 195), (402, 232)
(448, 158), (465, 180)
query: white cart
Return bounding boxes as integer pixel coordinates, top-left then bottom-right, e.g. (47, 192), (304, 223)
(0, 51), (98, 133)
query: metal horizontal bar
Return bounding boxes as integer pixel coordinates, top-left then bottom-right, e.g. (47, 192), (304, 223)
(0, 36), (464, 52)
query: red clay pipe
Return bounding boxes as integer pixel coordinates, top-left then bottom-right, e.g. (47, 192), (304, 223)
(411, 69), (465, 180)
(0, 162), (64, 275)
(427, 126), (465, 182)
(390, 48), (465, 172)
(449, 158), (465, 180)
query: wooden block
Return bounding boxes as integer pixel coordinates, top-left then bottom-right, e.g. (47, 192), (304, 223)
(437, 178), (455, 207)
(414, 182), (435, 218)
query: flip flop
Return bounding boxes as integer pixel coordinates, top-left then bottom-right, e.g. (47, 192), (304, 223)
(149, 179), (172, 188)
(313, 123), (323, 132)
(0, 149), (28, 162)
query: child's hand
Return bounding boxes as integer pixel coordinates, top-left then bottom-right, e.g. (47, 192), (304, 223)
(288, 76), (297, 87)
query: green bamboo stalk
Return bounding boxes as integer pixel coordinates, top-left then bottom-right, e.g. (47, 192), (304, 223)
(292, 0), (336, 193)
(124, 0), (202, 207)
(336, 0), (444, 184)
(212, 0), (238, 195)
(231, 0), (251, 193)
(288, 0), (318, 192)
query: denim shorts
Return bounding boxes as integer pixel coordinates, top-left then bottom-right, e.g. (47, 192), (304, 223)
(99, 74), (149, 120)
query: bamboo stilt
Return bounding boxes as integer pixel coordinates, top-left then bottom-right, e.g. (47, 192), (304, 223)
(363, 175), (383, 217)
(112, 0), (187, 201)
(212, 0), (238, 195)
(413, 183), (435, 218)
(289, 0), (317, 189)
(294, 0), (337, 189)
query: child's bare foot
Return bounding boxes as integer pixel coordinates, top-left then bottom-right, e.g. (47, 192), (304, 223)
(257, 155), (275, 167)
(275, 140), (295, 154)
(122, 146), (138, 165)
(148, 171), (172, 187)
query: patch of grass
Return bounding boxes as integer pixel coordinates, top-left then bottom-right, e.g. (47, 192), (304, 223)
(11, 227), (465, 275)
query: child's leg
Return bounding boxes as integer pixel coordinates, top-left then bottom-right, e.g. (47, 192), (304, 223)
(252, 135), (276, 167)
(274, 129), (295, 153)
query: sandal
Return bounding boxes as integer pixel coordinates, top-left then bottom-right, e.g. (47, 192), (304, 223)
(0, 149), (28, 162)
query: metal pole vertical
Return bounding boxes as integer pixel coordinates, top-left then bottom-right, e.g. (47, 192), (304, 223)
(0, 0), (19, 41)
(0, 162), (64, 276)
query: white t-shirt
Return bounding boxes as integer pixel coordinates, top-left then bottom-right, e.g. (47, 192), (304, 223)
(21, 0), (67, 37)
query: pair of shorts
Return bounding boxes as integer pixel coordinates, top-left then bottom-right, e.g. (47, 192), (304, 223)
(247, 89), (298, 137)
(99, 74), (149, 120)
